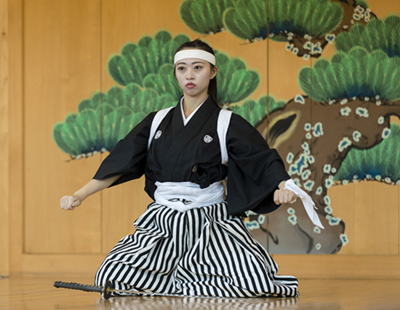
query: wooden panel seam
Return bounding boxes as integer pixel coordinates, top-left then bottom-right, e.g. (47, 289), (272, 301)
(0, 0), (10, 276)
(9, 0), (24, 273)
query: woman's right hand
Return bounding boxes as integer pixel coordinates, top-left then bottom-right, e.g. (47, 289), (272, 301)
(60, 195), (82, 211)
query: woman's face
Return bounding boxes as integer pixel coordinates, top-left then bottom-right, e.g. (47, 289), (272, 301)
(175, 56), (217, 99)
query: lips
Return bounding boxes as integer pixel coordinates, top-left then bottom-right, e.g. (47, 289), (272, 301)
(186, 82), (196, 89)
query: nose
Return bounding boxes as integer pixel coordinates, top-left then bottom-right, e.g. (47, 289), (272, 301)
(186, 68), (194, 80)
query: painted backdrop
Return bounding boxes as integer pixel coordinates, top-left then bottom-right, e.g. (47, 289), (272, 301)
(19, 0), (399, 260)
(51, 0), (400, 254)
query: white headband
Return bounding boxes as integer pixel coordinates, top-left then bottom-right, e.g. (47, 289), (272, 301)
(174, 50), (216, 66)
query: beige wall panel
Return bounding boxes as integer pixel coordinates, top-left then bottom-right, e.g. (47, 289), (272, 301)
(8, 0), (24, 273)
(21, 254), (104, 274)
(355, 182), (398, 254)
(101, 178), (152, 253)
(268, 40), (311, 103)
(334, 183), (399, 256)
(0, 0), (9, 276)
(24, 0), (103, 254)
(370, 0), (399, 19)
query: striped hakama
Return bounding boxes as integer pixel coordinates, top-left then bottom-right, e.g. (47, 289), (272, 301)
(94, 201), (299, 298)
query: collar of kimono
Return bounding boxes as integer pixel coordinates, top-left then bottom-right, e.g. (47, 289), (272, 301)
(174, 50), (216, 66)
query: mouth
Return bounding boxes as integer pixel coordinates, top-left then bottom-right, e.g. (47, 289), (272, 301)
(186, 83), (196, 89)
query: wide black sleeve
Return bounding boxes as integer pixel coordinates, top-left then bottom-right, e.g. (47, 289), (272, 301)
(92, 112), (156, 187)
(226, 114), (290, 215)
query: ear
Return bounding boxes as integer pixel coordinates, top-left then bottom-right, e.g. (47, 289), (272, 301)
(210, 66), (218, 80)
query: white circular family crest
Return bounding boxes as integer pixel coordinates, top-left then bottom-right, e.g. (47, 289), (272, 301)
(203, 135), (213, 143)
(154, 130), (162, 139)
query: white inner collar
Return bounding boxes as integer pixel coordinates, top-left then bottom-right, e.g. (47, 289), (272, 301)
(180, 97), (207, 126)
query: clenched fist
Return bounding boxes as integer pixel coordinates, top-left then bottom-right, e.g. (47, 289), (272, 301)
(60, 195), (82, 211)
(273, 189), (297, 205)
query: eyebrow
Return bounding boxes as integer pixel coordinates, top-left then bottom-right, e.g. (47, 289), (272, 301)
(176, 61), (206, 66)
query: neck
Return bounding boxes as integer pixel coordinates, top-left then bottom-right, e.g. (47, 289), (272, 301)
(182, 93), (208, 118)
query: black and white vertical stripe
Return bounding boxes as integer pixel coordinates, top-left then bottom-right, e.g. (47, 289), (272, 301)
(94, 202), (299, 297)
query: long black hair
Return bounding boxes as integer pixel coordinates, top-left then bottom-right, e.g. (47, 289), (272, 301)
(175, 39), (218, 104)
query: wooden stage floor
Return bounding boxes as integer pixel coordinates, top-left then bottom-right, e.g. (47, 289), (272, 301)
(0, 274), (399, 310)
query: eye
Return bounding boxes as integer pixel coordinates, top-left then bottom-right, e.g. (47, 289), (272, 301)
(195, 65), (202, 70)
(177, 66), (185, 71)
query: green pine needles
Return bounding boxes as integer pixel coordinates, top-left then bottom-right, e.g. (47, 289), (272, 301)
(108, 31), (190, 86)
(223, 0), (342, 41)
(54, 30), (262, 158)
(355, 0), (369, 9)
(335, 16), (400, 58)
(144, 64), (182, 101)
(181, 0), (343, 41)
(53, 85), (175, 158)
(142, 51), (261, 104)
(299, 47), (400, 102)
(215, 52), (260, 104)
(108, 30), (260, 105)
(268, 0), (342, 37)
(334, 122), (400, 183)
(180, 0), (238, 34)
(223, 0), (267, 41)
(230, 95), (286, 126)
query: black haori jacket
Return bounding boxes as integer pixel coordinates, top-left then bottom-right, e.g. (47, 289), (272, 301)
(93, 96), (290, 216)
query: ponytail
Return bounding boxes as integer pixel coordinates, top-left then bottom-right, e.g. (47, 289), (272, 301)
(208, 76), (218, 104)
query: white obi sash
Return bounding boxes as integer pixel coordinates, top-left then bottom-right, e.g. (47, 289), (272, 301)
(154, 181), (225, 212)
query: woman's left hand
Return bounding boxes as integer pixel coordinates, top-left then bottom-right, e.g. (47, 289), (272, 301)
(273, 189), (297, 205)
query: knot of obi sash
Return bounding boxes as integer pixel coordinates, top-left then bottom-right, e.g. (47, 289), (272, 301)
(154, 181), (225, 212)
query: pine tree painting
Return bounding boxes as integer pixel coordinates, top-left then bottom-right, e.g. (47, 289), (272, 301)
(180, 0), (377, 59)
(53, 31), (260, 158)
(52, 2), (400, 254)
(245, 14), (400, 254)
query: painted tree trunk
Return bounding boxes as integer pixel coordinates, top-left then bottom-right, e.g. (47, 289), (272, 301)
(253, 96), (400, 254)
